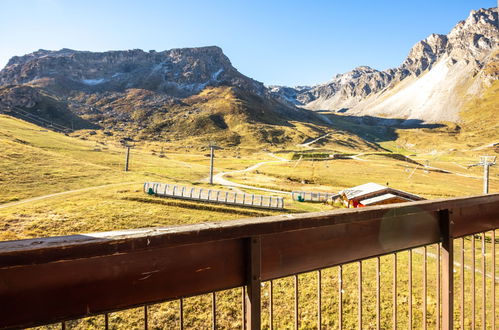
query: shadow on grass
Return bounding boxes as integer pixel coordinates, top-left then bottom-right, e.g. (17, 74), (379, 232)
(314, 111), (447, 144)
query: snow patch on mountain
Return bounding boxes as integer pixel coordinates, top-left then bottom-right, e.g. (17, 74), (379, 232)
(81, 78), (106, 85)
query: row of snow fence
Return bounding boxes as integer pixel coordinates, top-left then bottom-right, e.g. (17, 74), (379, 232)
(144, 182), (285, 210)
(291, 190), (339, 202)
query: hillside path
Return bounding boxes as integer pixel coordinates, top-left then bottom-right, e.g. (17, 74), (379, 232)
(210, 155), (291, 194)
(0, 182), (139, 209)
(296, 133), (331, 148)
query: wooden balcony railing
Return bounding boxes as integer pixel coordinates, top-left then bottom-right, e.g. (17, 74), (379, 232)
(0, 194), (498, 329)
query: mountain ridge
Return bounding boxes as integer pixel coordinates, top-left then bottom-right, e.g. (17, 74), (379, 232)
(270, 7), (498, 123)
(0, 7), (497, 148)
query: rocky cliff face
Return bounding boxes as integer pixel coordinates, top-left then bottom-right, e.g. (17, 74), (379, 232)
(271, 7), (498, 123)
(0, 46), (266, 97)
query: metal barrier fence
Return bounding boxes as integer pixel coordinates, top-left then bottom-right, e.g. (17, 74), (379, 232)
(0, 194), (498, 329)
(291, 190), (339, 202)
(144, 182), (285, 210)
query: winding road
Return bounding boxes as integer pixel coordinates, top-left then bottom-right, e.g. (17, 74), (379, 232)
(211, 156), (291, 194)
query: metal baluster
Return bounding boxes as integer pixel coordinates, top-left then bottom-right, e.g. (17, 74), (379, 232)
(493, 230), (496, 330)
(212, 292), (216, 330)
(423, 246), (427, 330)
(318, 270), (322, 330)
(377, 256), (380, 330)
(144, 305), (148, 330)
(242, 287), (246, 330)
(409, 249), (412, 329)
(339, 265), (343, 330)
(105, 313), (109, 330)
(482, 233), (486, 330)
(393, 253), (397, 330)
(460, 238), (465, 330)
(437, 243), (441, 330)
(358, 261), (362, 330)
(269, 281), (273, 330)
(473, 235), (476, 329)
(295, 275), (299, 329)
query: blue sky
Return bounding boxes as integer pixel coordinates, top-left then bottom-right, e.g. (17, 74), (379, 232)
(0, 0), (496, 86)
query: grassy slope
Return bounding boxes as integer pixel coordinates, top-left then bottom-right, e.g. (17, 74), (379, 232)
(2, 114), (498, 329)
(228, 154), (497, 199)
(0, 115), (294, 241)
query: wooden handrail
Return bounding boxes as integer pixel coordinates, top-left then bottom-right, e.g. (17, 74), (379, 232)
(0, 194), (498, 329)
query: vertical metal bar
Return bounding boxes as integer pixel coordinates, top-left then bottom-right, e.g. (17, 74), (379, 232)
(245, 237), (262, 330)
(376, 257), (380, 330)
(61, 322), (65, 330)
(269, 281), (273, 330)
(105, 313), (109, 330)
(212, 292), (217, 330)
(358, 261), (362, 330)
(493, 230), (496, 330)
(482, 233), (486, 330)
(472, 235), (476, 329)
(144, 305), (148, 330)
(242, 286), (246, 330)
(423, 246), (427, 330)
(409, 249), (412, 329)
(180, 298), (184, 330)
(294, 274), (299, 330)
(437, 243), (441, 330)
(339, 265), (343, 330)
(440, 209), (454, 330)
(318, 270), (322, 330)
(461, 238), (465, 330)
(393, 253), (397, 330)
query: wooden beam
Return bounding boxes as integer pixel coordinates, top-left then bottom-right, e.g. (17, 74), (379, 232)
(245, 237), (261, 330)
(0, 194), (498, 329)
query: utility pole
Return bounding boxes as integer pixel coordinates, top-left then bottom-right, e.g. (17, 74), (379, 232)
(208, 143), (222, 185)
(468, 155), (496, 194)
(209, 145), (215, 185)
(124, 146), (131, 172)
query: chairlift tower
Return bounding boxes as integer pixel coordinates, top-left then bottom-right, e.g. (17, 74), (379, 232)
(208, 143), (223, 185)
(121, 138), (134, 172)
(468, 155), (496, 194)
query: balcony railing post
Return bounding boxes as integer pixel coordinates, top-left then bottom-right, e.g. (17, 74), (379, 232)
(440, 209), (454, 330)
(245, 236), (261, 330)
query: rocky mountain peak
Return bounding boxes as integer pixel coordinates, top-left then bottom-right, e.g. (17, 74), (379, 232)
(446, 7), (498, 62)
(271, 7), (498, 115)
(0, 46), (266, 98)
(402, 33), (448, 75)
